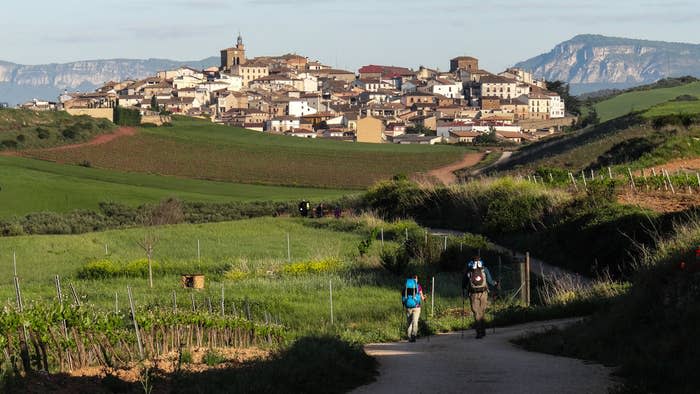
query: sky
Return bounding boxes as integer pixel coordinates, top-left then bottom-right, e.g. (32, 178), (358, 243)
(3, 0), (699, 72)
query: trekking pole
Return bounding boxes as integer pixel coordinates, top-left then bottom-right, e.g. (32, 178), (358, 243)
(461, 290), (465, 339)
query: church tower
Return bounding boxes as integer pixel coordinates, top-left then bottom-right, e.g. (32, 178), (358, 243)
(220, 33), (247, 72)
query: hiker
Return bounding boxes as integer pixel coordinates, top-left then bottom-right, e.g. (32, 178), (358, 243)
(298, 200), (310, 217)
(463, 257), (497, 339)
(333, 205), (342, 219)
(402, 275), (426, 342)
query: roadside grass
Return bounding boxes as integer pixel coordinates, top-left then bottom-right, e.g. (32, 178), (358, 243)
(514, 215), (700, 394)
(22, 117), (471, 189)
(0, 156), (352, 217)
(594, 81), (700, 122)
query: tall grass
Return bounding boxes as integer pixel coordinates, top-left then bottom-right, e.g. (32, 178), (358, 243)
(517, 213), (700, 393)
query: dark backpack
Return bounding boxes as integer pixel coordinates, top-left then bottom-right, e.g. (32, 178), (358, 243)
(468, 265), (488, 293)
(402, 278), (421, 308)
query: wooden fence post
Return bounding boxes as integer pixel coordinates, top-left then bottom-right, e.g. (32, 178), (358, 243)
(525, 252), (531, 307)
(127, 285), (144, 360)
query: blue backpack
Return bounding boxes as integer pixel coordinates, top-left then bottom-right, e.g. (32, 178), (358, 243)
(402, 278), (421, 308)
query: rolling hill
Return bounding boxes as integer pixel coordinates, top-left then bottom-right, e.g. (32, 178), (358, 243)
(19, 117), (470, 189)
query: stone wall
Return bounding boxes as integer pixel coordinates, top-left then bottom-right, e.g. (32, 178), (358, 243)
(65, 108), (114, 122)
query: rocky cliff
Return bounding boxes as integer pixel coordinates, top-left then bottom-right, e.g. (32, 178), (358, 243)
(0, 57), (218, 105)
(515, 35), (700, 94)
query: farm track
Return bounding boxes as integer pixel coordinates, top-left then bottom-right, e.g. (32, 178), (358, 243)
(0, 127), (137, 157)
(426, 152), (485, 185)
(353, 318), (615, 394)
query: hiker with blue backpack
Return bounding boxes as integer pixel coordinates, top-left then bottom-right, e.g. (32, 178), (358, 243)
(463, 256), (498, 339)
(402, 275), (426, 342)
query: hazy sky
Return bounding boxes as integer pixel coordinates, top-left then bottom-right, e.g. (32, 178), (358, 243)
(3, 0), (699, 72)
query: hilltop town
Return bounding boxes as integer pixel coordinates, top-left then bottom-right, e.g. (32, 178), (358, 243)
(19, 35), (572, 145)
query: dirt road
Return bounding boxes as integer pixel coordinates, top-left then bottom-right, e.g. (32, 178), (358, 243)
(352, 319), (614, 394)
(427, 152), (485, 185)
(0, 127), (136, 157)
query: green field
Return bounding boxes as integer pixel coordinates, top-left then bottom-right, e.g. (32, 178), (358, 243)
(0, 156), (352, 218)
(643, 99), (700, 118)
(24, 117), (470, 189)
(594, 81), (700, 122)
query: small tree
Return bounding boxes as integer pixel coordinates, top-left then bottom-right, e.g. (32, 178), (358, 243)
(137, 233), (158, 288)
(150, 95), (158, 112)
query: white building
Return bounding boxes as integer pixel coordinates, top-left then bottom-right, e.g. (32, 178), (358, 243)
(173, 75), (205, 90)
(480, 75), (518, 100)
(429, 79), (463, 99)
(266, 117), (301, 132)
(288, 99), (318, 117)
(549, 95), (566, 118)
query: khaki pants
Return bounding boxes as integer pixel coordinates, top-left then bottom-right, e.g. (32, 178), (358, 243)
(469, 291), (488, 335)
(406, 307), (421, 338)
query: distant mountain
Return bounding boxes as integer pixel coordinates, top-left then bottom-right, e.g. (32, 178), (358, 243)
(0, 57), (218, 105)
(515, 34), (700, 95)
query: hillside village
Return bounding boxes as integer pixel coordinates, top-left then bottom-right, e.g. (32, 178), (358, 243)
(20, 35), (573, 145)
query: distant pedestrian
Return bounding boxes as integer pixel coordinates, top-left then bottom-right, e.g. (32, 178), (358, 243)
(462, 256), (497, 339)
(333, 205), (341, 219)
(315, 203), (324, 218)
(298, 200), (310, 217)
(402, 274), (426, 342)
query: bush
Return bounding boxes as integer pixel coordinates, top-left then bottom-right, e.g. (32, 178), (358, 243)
(35, 127), (50, 139)
(61, 128), (77, 139)
(1, 140), (17, 149)
(203, 350), (226, 366)
(379, 244), (410, 276)
(77, 258), (159, 279)
(282, 258), (341, 275)
(78, 260), (120, 279)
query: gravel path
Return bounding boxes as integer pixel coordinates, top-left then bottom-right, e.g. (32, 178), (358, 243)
(352, 319), (615, 394)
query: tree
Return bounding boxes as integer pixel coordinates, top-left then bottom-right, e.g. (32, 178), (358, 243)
(474, 129), (499, 145)
(150, 95), (158, 111)
(546, 80), (580, 115)
(136, 233), (158, 288)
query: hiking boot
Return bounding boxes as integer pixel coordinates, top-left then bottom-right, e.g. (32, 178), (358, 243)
(409, 335), (416, 342)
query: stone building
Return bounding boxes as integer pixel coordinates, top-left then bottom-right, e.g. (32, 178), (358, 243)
(450, 56), (479, 73)
(220, 34), (247, 72)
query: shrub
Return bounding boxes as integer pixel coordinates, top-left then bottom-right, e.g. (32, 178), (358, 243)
(224, 269), (248, 281)
(78, 260), (119, 279)
(35, 127), (50, 139)
(15, 134), (25, 143)
(61, 128), (77, 139)
(203, 349), (226, 366)
(379, 244), (410, 276)
(282, 258), (342, 275)
(1, 140), (17, 149)
(78, 160), (92, 168)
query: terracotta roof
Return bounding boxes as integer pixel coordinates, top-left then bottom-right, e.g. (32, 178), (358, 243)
(481, 75), (517, 84)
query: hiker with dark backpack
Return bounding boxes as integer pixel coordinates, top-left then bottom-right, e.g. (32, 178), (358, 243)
(463, 257), (497, 339)
(402, 275), (426, 342)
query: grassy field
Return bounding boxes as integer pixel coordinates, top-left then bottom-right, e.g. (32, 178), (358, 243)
(642, 98), (700, 118)
(594, 81), (700, 122)
(0, 216), (473, 343)
(23, 117), (470, 189)
(0, 156), (352, 218)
